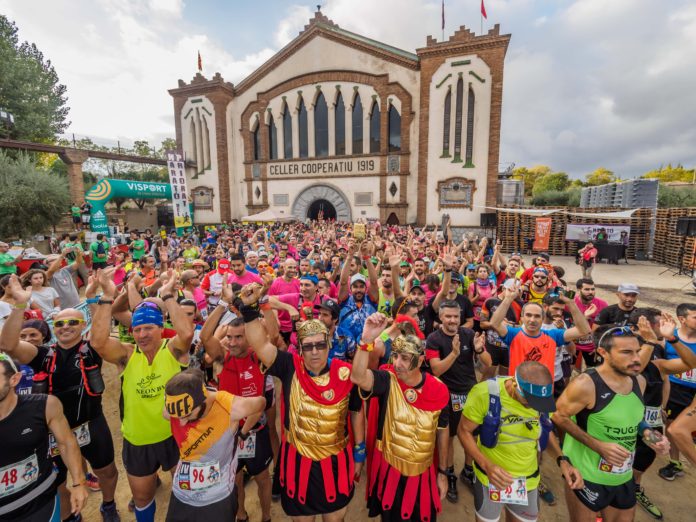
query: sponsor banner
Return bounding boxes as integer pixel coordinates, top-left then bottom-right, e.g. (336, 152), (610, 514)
(533, 217), (552, 251)
(565, 224), (630, 242)
(166, 151), (193, 230)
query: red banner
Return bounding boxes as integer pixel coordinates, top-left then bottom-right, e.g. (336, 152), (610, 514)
(533, 217), (552, 251)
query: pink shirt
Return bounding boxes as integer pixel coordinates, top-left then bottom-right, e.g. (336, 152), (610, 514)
(574, 296), (608, 352)
(227, 270), (263, 287)
(269, 277), (301, 331)
(276, 292), (322, 332)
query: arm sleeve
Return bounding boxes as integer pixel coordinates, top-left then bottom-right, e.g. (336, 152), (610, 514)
(371, 369), (391, 398)
(503, 326), (521, 347)
(348, 386), (363, 412)
(266, 350), (294, 379)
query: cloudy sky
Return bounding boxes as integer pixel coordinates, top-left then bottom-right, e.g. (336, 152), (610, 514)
(1, 0), (695, 179)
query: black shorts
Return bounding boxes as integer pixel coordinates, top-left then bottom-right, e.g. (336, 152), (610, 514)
(122, 436), (179, 477)
(444, 392), (467, 437)
(72, 216), (81, 224)
(165, 491), (237, 522)
(573, 477), (636, 512)
(237, 425), (273, 477)
(666, 382), (696, 419)
(486, 343), (509, 368)
(54, 414), (115, 484)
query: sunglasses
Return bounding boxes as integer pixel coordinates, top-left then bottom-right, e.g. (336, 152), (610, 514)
(299, 341), (328, 352)
(596, 325), (634, 348)
(54, 319), (85, 328)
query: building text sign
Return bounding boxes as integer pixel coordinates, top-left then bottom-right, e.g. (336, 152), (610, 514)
(268, 157), (380, 177)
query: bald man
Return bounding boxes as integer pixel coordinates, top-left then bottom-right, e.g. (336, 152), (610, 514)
(0, 275), (121, 521)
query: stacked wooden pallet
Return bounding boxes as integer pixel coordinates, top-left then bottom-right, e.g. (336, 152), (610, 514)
(653, 208), (696, 270)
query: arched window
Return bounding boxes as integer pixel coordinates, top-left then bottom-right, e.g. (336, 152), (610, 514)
(268, 114), (277, 160)
(298, 97), (308, 158)
(352, 94), (363, 154)
(369, 100), (380, 153)
(335, 93), (345, 155)
(252, 122), (261, 161)
(282, 103), (292, 159)
(314, 92), (328, 157)
(388, 104), (401, 152)
(465, 86), (475, 165)
(442, 88), (451, 156)
(454, 77), (464, 162)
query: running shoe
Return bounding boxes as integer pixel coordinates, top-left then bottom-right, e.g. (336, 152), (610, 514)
(459, 465), (474, 487)
(658, 460), (684, 481)
(636, 487), (663, 519)
(100, 501), (121, 522)
(446, 473), (458, 503)
(537, 481), (556, 505)
(85, 472), (101, 492)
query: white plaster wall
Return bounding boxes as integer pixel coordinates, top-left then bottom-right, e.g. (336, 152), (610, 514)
(425, 56), (492, 227)
(226, 35), (420, 220)
(180, 96), (220, 223)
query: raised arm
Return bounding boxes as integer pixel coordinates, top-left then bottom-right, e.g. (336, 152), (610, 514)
(45, 251), (66, 280)
(351, 313), (388, 391)
(562, 295), (591, 341)
(362, 242), (379, 303)
(240, 283), (279, 368)
(0, 276), (39, 364)
(159, 269), (194, 356)
(661, 313), (696, 368)
(91, 267), (131, 366)
(338, 243), (355, 302)
(200, 300), (227, 362)
(489, 287), (517, 337)
(388, 254), (404, 299)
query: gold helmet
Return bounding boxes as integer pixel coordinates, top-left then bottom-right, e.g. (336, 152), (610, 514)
(296, 319), (329, 344)
(391, 334), (425, 370)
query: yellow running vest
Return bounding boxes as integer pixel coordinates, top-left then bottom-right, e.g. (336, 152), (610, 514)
(121, 340), (185, 445)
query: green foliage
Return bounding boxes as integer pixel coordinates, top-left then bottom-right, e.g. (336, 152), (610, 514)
(642, 164), (695, 183)
(567, 186), (582, 207)
(512, 165), (552, 197)
(0, 15), (69, 142)
(0, 152), (69, 238)
(657, 185), (696, 208)
(530, 190), (570, 206)
(532, 172), (570, 197)
(585, 167), (618, 186)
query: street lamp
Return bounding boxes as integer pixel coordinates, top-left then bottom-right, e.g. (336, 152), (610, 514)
(0, 108), (15, 138)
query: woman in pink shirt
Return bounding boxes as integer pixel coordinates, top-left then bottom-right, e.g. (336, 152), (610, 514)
(468, 264), (496, 331)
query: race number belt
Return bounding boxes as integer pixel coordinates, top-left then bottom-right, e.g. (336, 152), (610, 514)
(488, 477), (528, 505)
(238, 433), (257, 459)
(0, 454), (40, 499)
(48, 422), (91, 457)
(176, 460), (222, 491)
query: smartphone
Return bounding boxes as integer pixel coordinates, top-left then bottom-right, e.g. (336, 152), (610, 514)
(564, 289), (576, 299)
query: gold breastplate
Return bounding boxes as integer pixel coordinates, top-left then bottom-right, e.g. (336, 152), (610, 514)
(378, 373), (440, 476)
(287, 374), (350, 460)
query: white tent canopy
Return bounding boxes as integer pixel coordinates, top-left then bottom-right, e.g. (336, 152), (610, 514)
(240, 209), (294, 222)
(480, 206), (561, 216)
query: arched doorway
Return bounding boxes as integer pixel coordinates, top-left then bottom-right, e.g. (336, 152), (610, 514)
(306, 199), (337, 220)
(292, 184), (351, 221)
(386, 212), (400, 225)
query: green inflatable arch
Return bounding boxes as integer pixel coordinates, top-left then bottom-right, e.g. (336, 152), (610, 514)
(85, 179), (191, 236)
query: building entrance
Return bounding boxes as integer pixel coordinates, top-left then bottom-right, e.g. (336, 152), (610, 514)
(307, 199), (337, 220)
(291, 184), (351, 221)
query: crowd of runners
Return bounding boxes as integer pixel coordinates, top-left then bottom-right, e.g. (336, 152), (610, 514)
(0, 220), (695, 522)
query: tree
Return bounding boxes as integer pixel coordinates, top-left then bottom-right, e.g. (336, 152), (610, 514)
(585, 167), (618, 186)
(530, 190), (569, 206)
(657, 185), (696, 208)
(532, 172), (570, 197)
(512, 165), (552, 197)
(0, 15), (69, 142)
(0, 152), (69, 238)
(642, 164), (696, 183)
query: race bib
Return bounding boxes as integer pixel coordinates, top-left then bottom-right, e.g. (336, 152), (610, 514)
(176, 461), (221, 491)
(677, 369), (696, 384)
(48, 423), (91, 457)
(598, 452), (634, 474)
(644, 406), (663, 428)
(488, 477), (528, 505)
(238, 433), (257, 459)
(0, 454), (40, 498)
(450, 393), (467, 412)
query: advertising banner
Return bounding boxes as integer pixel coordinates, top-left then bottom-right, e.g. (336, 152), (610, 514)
(565, 224), (630, 242)
(533, 217), (552, 251)
(166, 151), (193, 233)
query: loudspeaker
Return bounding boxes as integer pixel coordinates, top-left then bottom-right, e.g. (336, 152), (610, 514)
(480, 213), (497, 228)
(676, 217), (696, 237)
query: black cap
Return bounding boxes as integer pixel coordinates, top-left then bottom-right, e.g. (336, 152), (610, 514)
(315, 298), (340, 319)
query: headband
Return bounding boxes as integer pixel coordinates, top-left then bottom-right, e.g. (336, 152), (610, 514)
(165, 385), (207, 418)
(131, 305), (164, 328)
(300, 274), (319, 284)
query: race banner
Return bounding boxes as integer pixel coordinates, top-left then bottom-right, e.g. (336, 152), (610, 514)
(565, 224), (630, 242)
(166, 151), (193, 232)
(533, 217), (552, 251)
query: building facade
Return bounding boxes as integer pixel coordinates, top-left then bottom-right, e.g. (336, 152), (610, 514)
(169, 11), (510, 226)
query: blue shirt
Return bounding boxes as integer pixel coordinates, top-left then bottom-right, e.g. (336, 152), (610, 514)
(338, 295), (377, 346)
(665, 334), (696, 388)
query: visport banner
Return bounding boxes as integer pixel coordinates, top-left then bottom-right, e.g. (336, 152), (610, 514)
(533, 217), (552, 251)
(565, 224), (630, 242)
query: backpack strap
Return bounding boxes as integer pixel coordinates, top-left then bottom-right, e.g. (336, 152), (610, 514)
(487, 378), (501, 418)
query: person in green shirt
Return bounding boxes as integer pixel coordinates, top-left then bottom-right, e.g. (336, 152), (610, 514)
(70, 204), (81, 229)
(0, 242), (23, 275)
(89, 233), (110, 270)
(180, 239), (199, 268)
(131, 233), (146, 261)
(553, 326), (670, 522)
(459, 361), (583, 522)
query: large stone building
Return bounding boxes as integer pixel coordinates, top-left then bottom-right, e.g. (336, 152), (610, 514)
(169, 10), (510, 226)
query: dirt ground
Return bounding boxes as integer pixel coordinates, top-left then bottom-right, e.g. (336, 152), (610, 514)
(79, 256), (696, 521)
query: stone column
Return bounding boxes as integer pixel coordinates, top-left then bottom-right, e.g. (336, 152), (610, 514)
(59, 149), (89, 205)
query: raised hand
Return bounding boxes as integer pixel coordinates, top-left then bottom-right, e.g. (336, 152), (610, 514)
(474, 331), (485, 353)
(239, 283), (264, 306)
(160, 268), (178, 295)
(451, 333), (461, 357)
(637, 316), (658, 343)
(97, 266), (119, 298)
(6, 275), (31, 304)
(659, 313), (678, 341)
(361, 312), (389, 344)
(220, 277), (234, 303)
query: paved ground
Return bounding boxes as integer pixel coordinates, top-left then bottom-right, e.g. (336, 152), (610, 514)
(79, 256), (696, 521)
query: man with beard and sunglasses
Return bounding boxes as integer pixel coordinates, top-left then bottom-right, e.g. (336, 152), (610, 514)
(162, 368), (266, 521)
(89, 268), (194, 522)
(573, 278), (607, 369)
(553, 326), (670, 522)
(0, 275), (120, 522)
(239, 283), (365, 522)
